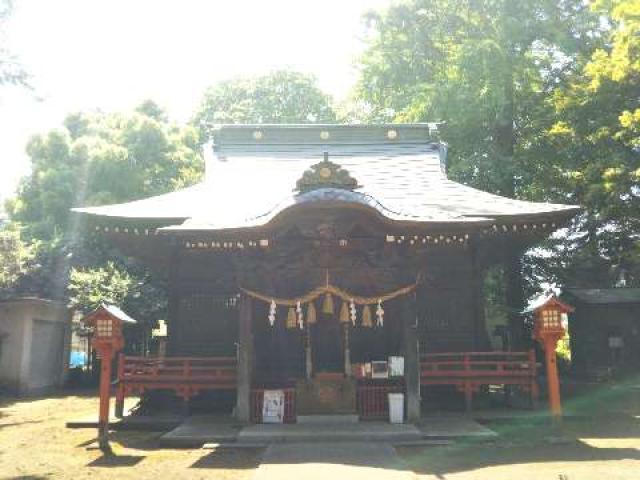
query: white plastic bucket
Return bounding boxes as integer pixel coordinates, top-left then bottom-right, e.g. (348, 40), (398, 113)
(388, 393), (404, 424)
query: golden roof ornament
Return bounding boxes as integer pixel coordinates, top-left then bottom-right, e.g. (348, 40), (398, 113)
(295, 152), (360, 193)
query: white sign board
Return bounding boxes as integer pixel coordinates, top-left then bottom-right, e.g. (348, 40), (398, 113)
(262, 390), (285, 423)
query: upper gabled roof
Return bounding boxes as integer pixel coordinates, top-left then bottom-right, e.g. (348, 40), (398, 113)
(564, 288), (640, 305)
(73, 124), (579, 232)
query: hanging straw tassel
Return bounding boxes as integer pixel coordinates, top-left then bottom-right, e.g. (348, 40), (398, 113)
(339, 301), (349, 323)
(322, 292), (334, 315)
(361, 304), (373, 328)
(306, 302), (317, 325)
(286, 307), (297, 329)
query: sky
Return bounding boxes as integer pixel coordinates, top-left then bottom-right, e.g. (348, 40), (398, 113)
(0, 0), (391, 202)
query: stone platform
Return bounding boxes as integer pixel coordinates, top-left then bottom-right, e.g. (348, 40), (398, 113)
(158, 416), (496, 447)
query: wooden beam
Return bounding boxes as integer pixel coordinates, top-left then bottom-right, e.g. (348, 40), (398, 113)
(403, 294), (421, 422)
(236, 294), (253, 422)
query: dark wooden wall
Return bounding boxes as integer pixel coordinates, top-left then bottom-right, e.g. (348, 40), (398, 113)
(568, 302), (640, 375)
(165, 208), (493, 359)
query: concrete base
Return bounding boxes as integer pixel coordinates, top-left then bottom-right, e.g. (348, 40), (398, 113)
(237, 422), (423, 444)
(66, 414), (183, 431)
(297, 414), (359, 424)
(159, 414), (243, 448)
(417, 415), (497, 438)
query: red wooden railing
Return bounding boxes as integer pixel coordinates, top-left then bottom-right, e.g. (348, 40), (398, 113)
(250, 388), (296, 424)
(356, 383), (404, 420)
(115, 355), (237, 417)
(420, 350), (538, 410)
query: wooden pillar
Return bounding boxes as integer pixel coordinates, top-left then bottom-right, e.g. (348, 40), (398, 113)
(505, 248), (526, 349)
(166, 241), (180, 355)
(236, 294), (253, 423)
(470, 239), (488, 350)
(305, 322), (313, 380)
(344, 323), (351, 377)
(403, 294), (421, 422)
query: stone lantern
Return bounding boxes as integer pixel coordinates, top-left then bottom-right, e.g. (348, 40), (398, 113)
(82, 304), (136, 452)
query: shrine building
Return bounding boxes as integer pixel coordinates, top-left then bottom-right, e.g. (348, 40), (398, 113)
(74, 124), (579, 422)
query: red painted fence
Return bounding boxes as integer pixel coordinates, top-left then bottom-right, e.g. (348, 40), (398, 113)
(420, 350), (538, 410)
(115, 355), (236, 416)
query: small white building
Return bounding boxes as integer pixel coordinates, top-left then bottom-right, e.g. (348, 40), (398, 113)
(0, 297), (72, 394)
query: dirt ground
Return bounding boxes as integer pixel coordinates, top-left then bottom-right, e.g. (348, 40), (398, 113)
(0, 379), (639, 480)
(0, 392), (262, 479)
(398, 377), (640, 479)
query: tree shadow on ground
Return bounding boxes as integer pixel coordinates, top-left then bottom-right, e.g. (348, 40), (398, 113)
(0, 419), (43, 431)
(77, 431), (166, 451)
(87, 453), (145, 468)
(0, 388), (97, 409)
(190, 447), (264, 470)
(397, 439), (640, 478)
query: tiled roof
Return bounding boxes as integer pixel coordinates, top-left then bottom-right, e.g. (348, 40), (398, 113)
(564, 288), (640, 305)
(73, 124), (579, 231)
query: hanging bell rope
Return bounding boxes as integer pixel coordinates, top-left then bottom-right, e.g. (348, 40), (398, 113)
(322, 292), (334, 315)
(286, 307), (297, 329)
(361, 305), (373, 328)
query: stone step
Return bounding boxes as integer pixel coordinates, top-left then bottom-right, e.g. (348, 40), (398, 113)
(296, 414), (359, 424)
(237, 423), (423, 444)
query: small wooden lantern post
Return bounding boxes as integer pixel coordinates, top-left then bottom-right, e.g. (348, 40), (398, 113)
(531, 295), (573, 420)
(82, 304), (136, 452)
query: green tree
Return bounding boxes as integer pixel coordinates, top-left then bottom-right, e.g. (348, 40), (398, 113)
(358, 0), (599, 194)
(8, 101), (202, 241)
(194, 70), (337, 141)
(0, 224), (35, 295)
(5, 101), (195, 331)
(356, 0), (602, 338)
(535, 0), (640, 287)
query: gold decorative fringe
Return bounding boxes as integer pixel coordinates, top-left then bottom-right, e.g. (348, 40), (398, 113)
(339, 302), (349, 323)
(361, 305), (373, 328)
(322, 293), (334, 315)
(306, 302), (317, 325)
(286, 307), (297, 329)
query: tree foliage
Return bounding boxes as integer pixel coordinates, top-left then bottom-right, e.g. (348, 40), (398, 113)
(534, 0), (640, 287)
(194, 70), (337, 141)
(5, 101), (198, 326)
(358, 0), (640, 290)
(0, 224), (35, 294)
(8, 101), (202, 241)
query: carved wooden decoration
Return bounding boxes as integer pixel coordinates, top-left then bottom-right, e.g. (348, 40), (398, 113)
(295, 152), (360, 193)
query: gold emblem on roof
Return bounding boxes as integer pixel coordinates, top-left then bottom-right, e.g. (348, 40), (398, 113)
(295, 152), (360, 193)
